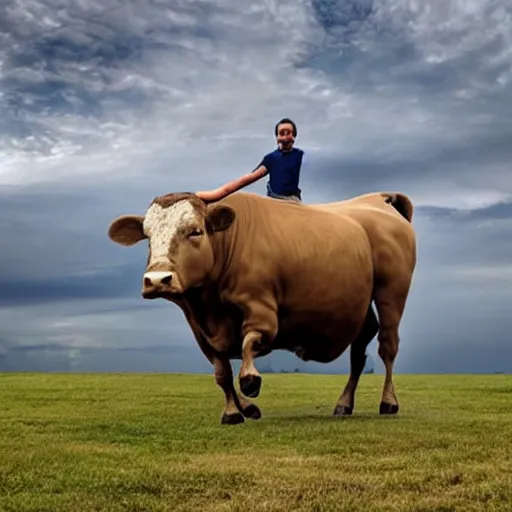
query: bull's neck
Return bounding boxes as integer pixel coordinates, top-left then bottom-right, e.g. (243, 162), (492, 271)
(207, 222), (238, 286)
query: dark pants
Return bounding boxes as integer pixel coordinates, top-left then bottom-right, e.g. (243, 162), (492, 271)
(266, 183), (302, 202)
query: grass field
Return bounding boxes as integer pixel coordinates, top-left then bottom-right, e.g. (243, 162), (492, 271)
(0, 372), (511, 511)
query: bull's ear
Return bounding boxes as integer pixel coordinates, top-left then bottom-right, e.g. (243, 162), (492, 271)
(206, 204), (236, 233)
(108, 215), (146, 246)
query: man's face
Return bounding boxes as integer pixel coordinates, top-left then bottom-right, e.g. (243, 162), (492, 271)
(276, 122), (295, 151)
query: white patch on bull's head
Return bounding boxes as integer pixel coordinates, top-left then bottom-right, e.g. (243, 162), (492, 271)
(143, 199), (197, 267)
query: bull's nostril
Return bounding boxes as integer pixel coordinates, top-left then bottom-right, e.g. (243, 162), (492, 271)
(143, 271), (173, 290)
(161, 274), (172, 285)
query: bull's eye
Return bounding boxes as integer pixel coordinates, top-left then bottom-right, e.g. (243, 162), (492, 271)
(188, 228), (203, 238)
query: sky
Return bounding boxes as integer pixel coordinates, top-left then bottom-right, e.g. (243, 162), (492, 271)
(1, 0), (511, 374)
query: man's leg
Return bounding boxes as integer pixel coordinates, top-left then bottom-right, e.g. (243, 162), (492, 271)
(266, 183), (302, 202)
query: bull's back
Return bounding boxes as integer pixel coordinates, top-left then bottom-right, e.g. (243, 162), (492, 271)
(223, 192), (374, 299)
(312, 191), (413, 222)
(222, 191), (376, 296)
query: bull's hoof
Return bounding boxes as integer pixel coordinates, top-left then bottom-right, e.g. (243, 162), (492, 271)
(240, 374), (262, 398)
(379, 402), (399, 415)
(221, 412), (245, 425)
(333, 404), (353, 416)
(242, 403), (262, 420)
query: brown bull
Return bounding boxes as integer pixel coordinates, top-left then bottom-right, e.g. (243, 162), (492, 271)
(108, 190), (416, 425)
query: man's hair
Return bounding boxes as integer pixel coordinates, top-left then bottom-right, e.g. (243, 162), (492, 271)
(275, 118), (297, 137)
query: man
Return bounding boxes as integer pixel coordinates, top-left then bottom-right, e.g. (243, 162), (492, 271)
(195, 118), (304, 203)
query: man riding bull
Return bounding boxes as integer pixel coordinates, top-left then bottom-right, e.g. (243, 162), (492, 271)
(195, 118), (305, 203)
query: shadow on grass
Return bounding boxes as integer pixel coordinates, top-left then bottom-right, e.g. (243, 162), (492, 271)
(260, 410), (403, 424)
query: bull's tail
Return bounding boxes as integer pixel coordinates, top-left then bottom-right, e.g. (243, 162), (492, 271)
(383, 193), (414, 222)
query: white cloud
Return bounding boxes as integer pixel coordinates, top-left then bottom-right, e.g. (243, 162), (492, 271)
(0, 0), (508, 212)
(453, 265), (512, 285)
(389, 0), (511, 72)
(403, 186), (511, 211)
(0, 0), (326, 184)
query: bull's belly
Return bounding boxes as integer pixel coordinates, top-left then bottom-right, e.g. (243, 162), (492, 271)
(223, 305), (368, 362)
(270, 306), (368, 363)
(221, 253), (374, 361)
(269, 268), (373, 362)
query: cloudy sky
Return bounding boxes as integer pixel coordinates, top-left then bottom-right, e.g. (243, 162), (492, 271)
(1, 0), (511, 374)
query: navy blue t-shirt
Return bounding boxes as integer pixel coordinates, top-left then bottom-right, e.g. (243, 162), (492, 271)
(257, 147), (304, 196)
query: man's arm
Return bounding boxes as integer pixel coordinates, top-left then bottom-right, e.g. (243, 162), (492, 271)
(195, 165), (268, 202)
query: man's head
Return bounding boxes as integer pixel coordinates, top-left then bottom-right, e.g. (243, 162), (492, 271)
(108, 193), (235, 299)
(275, 118), (297, 151)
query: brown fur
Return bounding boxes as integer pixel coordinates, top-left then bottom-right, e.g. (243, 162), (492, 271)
(108, 190), (417, 424)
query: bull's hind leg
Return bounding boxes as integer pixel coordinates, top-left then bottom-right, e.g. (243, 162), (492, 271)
(373, 276), (411, 415)
(213, 356), (261, 425)
(334, 305), (379, 416)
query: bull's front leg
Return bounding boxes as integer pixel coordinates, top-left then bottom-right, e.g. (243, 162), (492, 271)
(213, 355), (262, 425)
(237, 299), (278, 399)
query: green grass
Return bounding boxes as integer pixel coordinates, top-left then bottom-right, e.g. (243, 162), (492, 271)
(0, 373), (511, 511)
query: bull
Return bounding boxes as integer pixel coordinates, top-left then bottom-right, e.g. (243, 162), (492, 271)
(107, 189), (416, 425)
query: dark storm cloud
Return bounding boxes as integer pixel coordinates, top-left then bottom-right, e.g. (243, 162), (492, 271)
(301, 126), (512, 210)
(0, 183), (144, 281)
(312, 0), (374, 34)
(418, 204), (512, 270)
(1, 0), (511, 373)
(0, 0), (197, 153)
(0, 262), (142, 307)
(0, 180), (160, 312)
(303, 0), (512, 210)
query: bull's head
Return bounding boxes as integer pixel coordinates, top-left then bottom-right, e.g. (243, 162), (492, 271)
(108, 193), (235, 299)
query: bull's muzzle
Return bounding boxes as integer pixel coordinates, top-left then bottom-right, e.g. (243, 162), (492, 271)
(142, 271), (176, 299)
